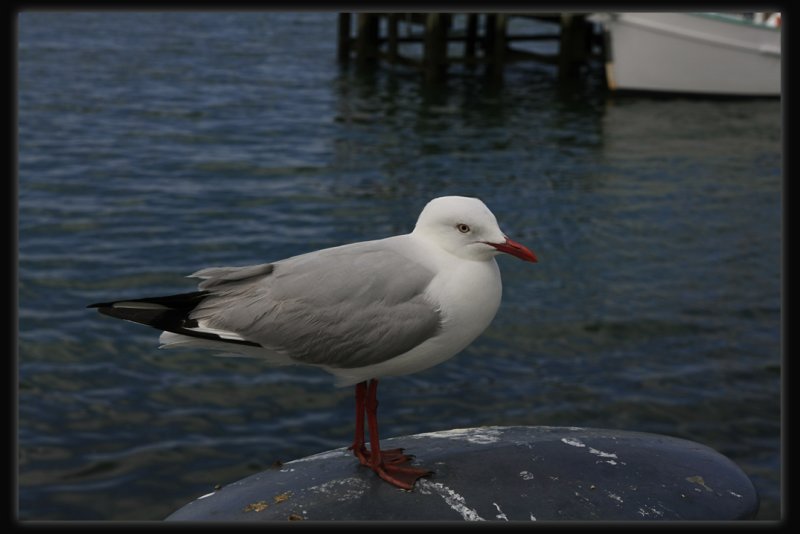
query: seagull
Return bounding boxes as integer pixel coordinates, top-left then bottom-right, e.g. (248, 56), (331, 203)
(89, 196), (537, 490)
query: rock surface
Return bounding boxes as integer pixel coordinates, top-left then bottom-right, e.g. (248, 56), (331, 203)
(165, 426), (758, 521)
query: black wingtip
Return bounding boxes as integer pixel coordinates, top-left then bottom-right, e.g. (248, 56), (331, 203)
(86, 291), (261, 348)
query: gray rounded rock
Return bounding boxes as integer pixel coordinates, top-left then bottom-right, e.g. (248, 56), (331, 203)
(165, 426), (758, 521)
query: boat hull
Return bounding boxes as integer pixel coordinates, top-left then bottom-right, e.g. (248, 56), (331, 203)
(596, 13), (780, 96)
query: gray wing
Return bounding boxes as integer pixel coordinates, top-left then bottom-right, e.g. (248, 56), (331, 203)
(188, 239), (442, 369)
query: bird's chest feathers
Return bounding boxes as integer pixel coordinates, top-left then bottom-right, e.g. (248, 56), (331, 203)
(428, 259), (502, 335)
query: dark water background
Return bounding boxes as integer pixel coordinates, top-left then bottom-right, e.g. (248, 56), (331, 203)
(18, 12), (781, 520)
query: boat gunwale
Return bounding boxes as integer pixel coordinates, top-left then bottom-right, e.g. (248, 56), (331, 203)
(692, 12), (781, 32)
(607, 12), (781, 57)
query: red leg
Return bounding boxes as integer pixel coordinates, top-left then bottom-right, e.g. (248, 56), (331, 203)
(348, 382), (369, 465)
(363, 378), (433, 490)
(349, 380), (407, 465)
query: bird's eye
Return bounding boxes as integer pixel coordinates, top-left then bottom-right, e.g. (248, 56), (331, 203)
(456, 223), (471, 233)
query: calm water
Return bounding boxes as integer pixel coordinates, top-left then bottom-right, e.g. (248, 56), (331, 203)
(18, 13), (781, 520)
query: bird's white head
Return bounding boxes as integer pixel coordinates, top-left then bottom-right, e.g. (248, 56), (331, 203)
(412, 196), (537, 263)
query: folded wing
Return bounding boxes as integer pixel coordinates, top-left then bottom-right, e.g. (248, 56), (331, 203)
(89, 240), (443, 369)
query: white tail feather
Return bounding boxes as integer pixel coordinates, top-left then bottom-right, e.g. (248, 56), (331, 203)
(157, 331), (293, 365)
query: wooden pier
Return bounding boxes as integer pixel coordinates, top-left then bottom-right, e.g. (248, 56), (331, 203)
(337, 13), (595, 82)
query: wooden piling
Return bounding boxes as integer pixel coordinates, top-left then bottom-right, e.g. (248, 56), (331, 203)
(337, 13), (592, 82)
(356, 14), (380, 66)
(423, 13), (448, 83)
(465, 13), (478, 65)
(558, 14), (590, 79)
(337, 13), (351, 63)
(491, 13), (508, 80)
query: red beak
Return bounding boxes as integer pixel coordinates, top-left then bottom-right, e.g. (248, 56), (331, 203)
(486, 237), (538, 263)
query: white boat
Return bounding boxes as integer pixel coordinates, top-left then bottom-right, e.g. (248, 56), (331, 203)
(590, 12), (781, 96)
